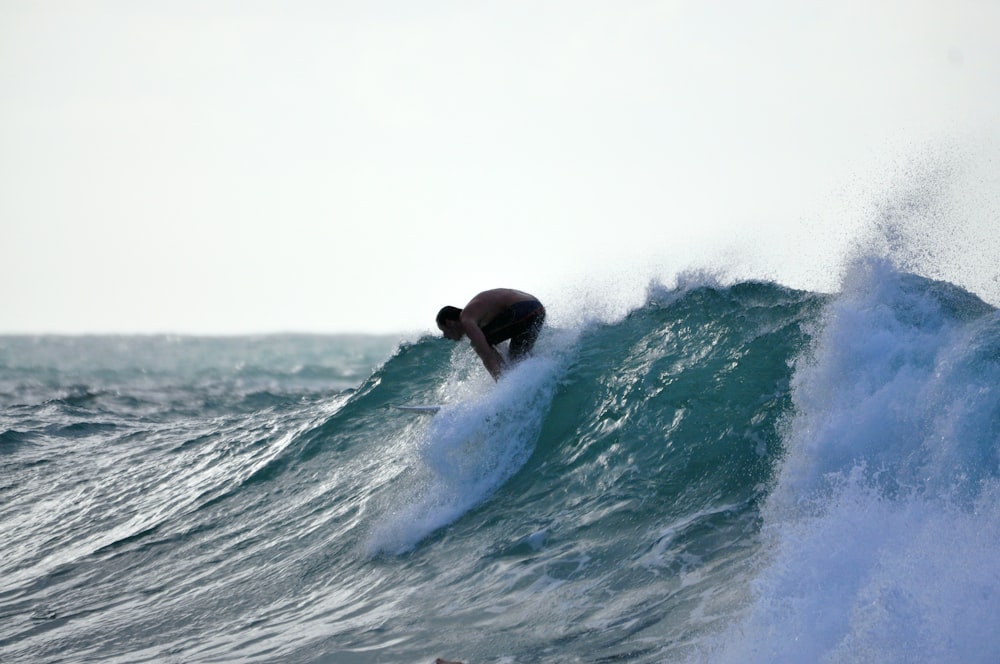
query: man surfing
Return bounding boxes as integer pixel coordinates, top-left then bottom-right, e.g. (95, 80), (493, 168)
(436, 288), (546, 380)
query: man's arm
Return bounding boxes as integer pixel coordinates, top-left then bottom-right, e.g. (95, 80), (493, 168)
(461, 318), (505, 380)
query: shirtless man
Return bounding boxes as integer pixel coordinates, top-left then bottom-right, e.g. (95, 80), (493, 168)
(436, 288), (546, 380)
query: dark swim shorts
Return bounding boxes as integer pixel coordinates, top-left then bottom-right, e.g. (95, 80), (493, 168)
(480, 299), (546, 360)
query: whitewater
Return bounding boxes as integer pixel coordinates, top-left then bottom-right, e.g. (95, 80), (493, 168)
(3, 245), (998, 663)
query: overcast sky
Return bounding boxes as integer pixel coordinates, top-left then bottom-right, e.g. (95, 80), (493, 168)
(2, 0), (998, 334)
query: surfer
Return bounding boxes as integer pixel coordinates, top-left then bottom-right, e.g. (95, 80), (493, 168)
(436, 288), (546, 380)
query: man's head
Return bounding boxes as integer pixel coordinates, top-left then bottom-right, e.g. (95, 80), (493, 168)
(436, 306), (463, 340)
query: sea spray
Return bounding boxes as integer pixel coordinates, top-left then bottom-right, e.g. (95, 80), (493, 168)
(707, 259), (1000, 663)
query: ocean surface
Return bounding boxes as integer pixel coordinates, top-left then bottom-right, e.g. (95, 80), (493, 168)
(2, 259), (999, 663)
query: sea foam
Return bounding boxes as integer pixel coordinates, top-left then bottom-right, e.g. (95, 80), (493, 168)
(365, 354), (561, 555)
(708, 258), (1000, 663)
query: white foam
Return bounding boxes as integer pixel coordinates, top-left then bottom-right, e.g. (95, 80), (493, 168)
(365, 354), (561, 555)
(702, 259), (1000, 663)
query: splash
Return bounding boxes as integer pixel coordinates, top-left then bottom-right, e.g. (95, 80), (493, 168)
(365, 355), (561, 555)
(707, 259), (1000, 663)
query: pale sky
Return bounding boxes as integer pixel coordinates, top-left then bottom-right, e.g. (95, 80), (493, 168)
(2, 1), (999, 334)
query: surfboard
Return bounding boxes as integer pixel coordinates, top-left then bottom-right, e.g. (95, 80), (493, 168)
(390, 404), (443, 415)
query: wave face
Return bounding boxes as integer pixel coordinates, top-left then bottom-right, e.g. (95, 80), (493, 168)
(1, 267), (998, 663)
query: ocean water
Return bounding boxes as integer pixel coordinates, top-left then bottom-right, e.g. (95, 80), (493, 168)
(2, 260), (999, 663)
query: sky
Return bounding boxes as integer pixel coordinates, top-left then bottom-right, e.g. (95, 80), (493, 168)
(2, 0), (999, 335)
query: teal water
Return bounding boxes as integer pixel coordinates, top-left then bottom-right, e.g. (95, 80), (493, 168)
(2, 263), (999, 663)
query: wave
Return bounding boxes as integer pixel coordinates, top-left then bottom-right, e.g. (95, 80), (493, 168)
(342, 264), (999, 661)
(355, 279), (822, 557)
